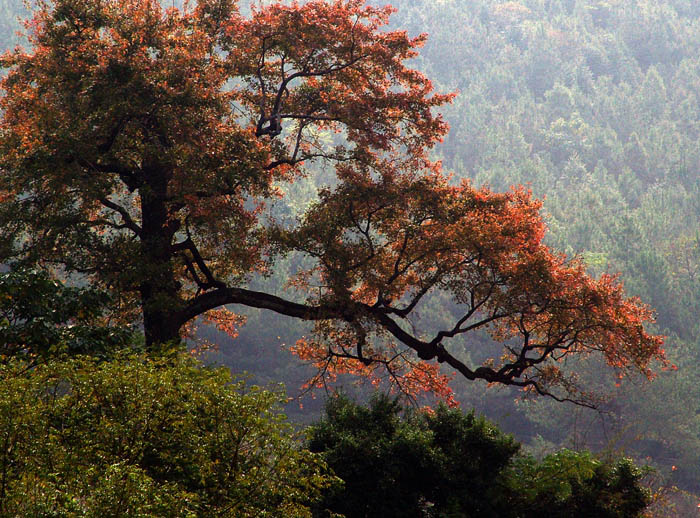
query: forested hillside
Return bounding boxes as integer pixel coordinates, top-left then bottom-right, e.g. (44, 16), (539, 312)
(209, 0), (700, 494)
(0, 0), (23, 50)
(386, 0), (700, 493)
(1, 0), (698, 506)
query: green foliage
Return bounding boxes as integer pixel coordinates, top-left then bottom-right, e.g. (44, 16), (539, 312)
(0, 352), (335, 517)
(0, 268), (136, 360)
(308, 395), (650, 518)
(308, 394), (519, 518)
(507, 452), (651, 518)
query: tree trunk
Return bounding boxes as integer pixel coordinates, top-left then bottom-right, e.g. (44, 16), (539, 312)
(139, 167), (182, 347)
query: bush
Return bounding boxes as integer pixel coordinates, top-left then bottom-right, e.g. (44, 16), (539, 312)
(0, 268), (135, 360)
(0, 352), (335, 517)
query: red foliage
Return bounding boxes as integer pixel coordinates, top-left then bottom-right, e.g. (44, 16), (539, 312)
(279, 172), (664, 405)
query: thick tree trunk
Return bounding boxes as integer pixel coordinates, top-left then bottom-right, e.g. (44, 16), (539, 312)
(139, 167), (182, 347)
(142, 303), (182, 346)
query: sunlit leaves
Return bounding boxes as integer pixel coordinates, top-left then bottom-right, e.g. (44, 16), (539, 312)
(0, 352), (335, 516)
(279, 169), (664, 404)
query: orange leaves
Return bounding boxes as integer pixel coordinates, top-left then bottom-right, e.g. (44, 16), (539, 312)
(291, 332), (458, 406)
(278, 171), (549, 314)
(202, 307), (246, 341)
(228, 0), (453, 163)
(279, 165), (664, 404)
(182, 307), (246, 355)
(1, 0), (454, 302)
(399, 362), (458, 407)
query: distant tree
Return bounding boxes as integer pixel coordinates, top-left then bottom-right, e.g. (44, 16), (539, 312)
(507, 451), (651, 518)
(0, 0), (663, 403)
(308, 394), (651, 518)
(0, 352), (334, 517)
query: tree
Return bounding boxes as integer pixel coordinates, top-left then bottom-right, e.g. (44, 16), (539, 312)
(0, 268), (135, 360)
(0, 352), (334, 517)
(307, 394), (651, 518)
(308, 393), (517, 517)
(0, 0), (663, 403)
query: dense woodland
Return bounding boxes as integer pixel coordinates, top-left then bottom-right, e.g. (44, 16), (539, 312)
(210, 0), (700, 499)
(390, 0), (700, 494)
(1, 0), (699, 515)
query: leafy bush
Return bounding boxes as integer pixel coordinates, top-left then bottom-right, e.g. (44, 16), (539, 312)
(0, 268), (135, 360)
(0, 352), (335, 517)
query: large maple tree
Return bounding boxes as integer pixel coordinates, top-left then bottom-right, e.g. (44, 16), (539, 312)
(0, 0), (664, 403)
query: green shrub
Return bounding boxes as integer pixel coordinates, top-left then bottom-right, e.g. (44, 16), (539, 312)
(0, 352), (335, 517)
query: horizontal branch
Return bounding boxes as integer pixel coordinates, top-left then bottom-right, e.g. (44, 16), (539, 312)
(178, 286), (343, 329)
(179, 285), (598, 408)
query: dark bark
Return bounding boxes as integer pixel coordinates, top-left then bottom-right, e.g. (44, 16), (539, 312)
(139, 166), (182, 346)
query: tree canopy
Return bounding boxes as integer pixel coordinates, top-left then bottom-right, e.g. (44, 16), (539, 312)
(308, 394), (651, 518)
(0, 0), (664, 404)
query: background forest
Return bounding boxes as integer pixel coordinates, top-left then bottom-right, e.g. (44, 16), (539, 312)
(1, 0), (699, 510)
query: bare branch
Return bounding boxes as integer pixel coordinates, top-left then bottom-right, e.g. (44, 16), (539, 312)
(99, 198), (142, 237)
(172, 220), (226, 291)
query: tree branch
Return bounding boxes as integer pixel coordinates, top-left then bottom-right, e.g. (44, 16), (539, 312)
(99, 198), (142, 237)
